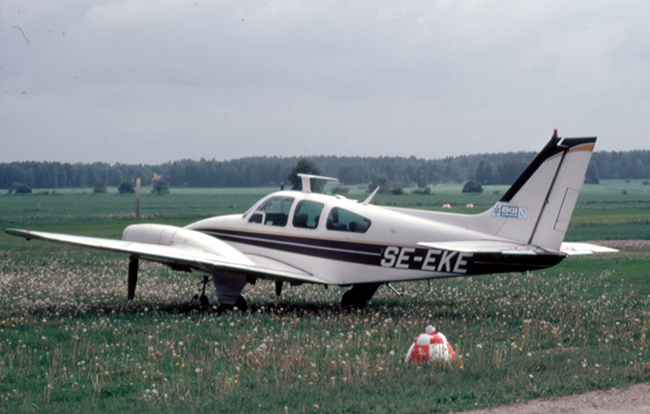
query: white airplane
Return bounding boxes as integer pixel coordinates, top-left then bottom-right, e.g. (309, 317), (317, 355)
(5, 131), (616, 311)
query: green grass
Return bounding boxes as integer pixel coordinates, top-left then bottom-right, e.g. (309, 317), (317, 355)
(1, 181), (649, 413)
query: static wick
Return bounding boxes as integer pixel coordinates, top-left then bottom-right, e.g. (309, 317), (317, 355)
(13, 26), (30, 43)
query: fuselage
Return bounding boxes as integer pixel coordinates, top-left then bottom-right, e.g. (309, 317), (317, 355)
(185, 190), (563, 285)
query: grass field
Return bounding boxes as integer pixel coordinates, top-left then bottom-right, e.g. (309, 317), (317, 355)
(1, 181), (649, 413)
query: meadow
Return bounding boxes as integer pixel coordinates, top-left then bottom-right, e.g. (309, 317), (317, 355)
(1, 181), (649, 413)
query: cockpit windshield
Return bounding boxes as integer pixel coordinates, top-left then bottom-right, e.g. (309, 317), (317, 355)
(247, 196), (294, 227)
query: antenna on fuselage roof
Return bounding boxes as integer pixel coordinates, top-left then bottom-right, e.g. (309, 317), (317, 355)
(297, 173), (338, 193)
(363, 186), (380, 205)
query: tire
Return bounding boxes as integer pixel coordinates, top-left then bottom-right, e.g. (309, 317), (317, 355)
(341, 289), (367, 309)
(217, 295), (248, 313)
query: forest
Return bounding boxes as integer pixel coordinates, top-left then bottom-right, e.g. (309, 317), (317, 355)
(1, 149), (649, 190)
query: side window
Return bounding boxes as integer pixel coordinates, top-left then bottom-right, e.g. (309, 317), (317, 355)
(248, 196), (294, 226)
(292, 200), (324, 229)
(326, 207), (371, 233)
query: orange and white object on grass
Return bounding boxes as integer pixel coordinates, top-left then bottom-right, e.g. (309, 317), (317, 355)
(405, 325), (456, 363)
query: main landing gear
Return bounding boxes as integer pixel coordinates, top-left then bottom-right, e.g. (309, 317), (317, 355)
(190, 275), (248, 313)
(216, 295), (248, 313)
(341, 283), (380, 309)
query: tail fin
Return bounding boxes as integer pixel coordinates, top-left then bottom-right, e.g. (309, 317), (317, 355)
(478, 132), (596, 251)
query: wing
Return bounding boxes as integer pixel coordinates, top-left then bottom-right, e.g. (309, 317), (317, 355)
(5, 227), (326, 284)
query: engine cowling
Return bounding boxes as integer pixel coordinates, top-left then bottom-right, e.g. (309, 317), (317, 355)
(122, 223), (252, 265)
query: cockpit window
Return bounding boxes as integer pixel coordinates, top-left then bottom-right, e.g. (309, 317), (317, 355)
(292, 200), (324, 229)
(248, 196), (294, 226)
(326, 207), (371, 233)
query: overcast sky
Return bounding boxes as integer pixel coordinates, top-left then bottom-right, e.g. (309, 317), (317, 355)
(2, 1), (649, 164)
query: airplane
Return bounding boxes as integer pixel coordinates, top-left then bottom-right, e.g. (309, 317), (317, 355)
(5, 131), (616, 311)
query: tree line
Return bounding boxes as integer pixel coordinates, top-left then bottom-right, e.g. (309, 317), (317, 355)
(1, 149), (649, 190)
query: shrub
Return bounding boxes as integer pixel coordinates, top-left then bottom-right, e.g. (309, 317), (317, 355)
(118, 181), (135, 194)
(462, 180), (483, 194)
(93, 183), (107, 194)
(12, 183), (32, 194)
(152, 180), (170, 195)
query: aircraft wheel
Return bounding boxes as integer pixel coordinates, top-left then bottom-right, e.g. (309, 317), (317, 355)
(191, 293), (211, 311)
(341, 283), (380, 309)
(341, 289), (367, 309)
(235, 295), (248, 312)
(216, 295), (248, 313)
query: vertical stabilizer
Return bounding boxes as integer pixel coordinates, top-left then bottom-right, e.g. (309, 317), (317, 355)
(474, 133), (596, 251)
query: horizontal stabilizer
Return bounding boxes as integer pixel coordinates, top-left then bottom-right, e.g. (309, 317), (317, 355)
(559, 242), (619, 255)
(418, 240), (543, 255)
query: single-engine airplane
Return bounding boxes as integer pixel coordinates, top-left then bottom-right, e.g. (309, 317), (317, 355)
(5, 131), (616, 310)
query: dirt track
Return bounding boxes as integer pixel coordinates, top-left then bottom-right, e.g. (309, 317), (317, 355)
(464, 383), (650, 414)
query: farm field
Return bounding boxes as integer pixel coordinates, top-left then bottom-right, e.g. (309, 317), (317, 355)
(1, 180), (649, 413)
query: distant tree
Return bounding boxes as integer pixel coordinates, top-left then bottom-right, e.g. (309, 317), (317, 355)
(287, 158), (322, 191)
(475, 160), (498, 185)
(118, 181), (135, 194)
(415, 166), (430, 188)
(368, 174), (390, 194)
(331, 186), (349, 195)
(93, 183), (107, 194)
(585, 164), (600, 184)
(152, 180), (170, 195)
(12, 183), (32, 194)
(498, 158), (528, 184)
(412, 186), (432, 195)
(391, 187), (405, 195)
(462, 180), (483, 194)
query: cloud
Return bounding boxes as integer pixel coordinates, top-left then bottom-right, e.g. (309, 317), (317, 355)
(2, 0), (649, 164)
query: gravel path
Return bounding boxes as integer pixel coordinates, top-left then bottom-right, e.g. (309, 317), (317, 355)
(464, 383), (650, 414)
